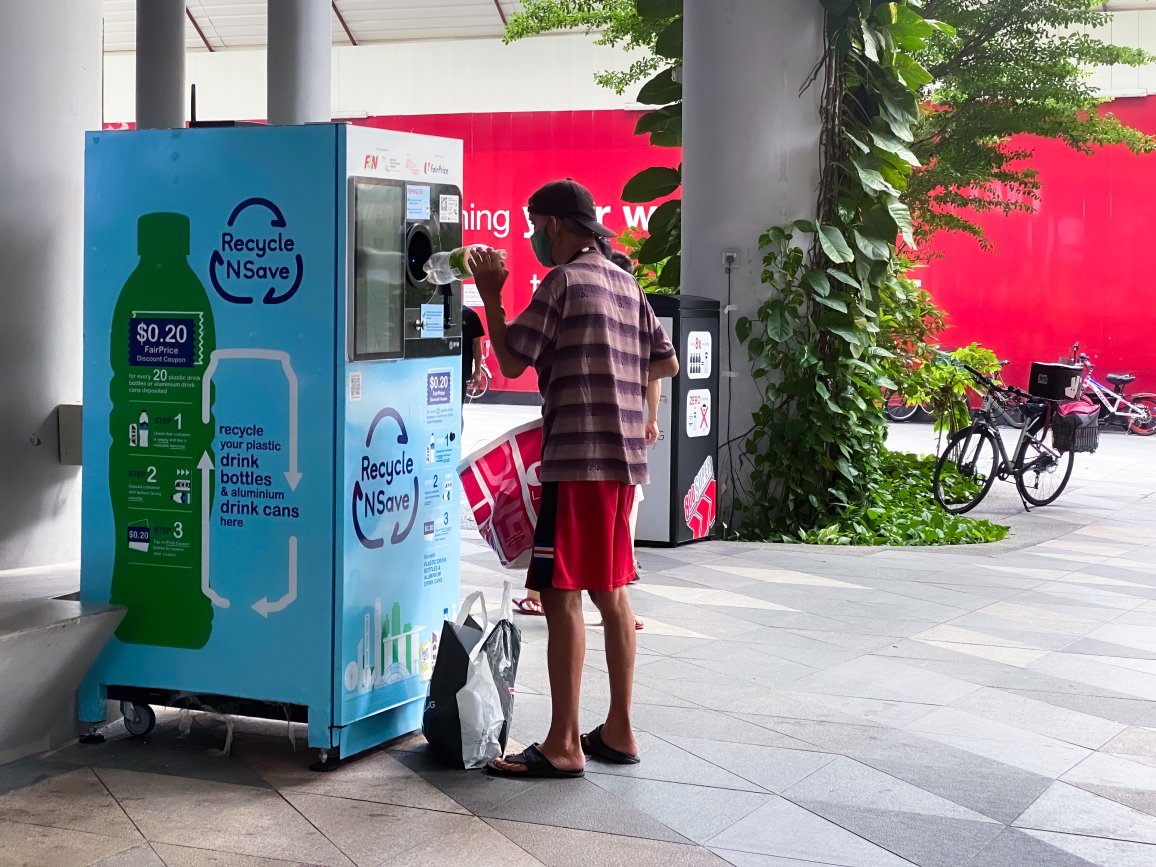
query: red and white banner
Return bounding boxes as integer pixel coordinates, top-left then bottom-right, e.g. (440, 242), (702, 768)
(458, 420), (544, 568)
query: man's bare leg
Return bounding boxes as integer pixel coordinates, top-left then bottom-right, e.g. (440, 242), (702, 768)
(591, 586), (639, 756)
(492, 587), (585, 773)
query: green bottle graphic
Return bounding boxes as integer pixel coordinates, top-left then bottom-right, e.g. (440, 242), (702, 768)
(109, 213), (216, 648)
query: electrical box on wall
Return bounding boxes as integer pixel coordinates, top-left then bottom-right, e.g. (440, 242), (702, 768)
(57, 404), (82, 465)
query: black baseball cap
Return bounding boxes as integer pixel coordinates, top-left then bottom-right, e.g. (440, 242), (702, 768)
(527, 179), (616, 238)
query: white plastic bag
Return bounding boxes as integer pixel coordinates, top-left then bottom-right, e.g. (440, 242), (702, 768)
(457, 648), (506, 769)
(423, 584), (522, 769)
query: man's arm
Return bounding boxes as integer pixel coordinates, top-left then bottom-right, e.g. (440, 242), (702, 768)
(646, 379), (661, 418)
(649, 356), (679, 382)
(644, 378), (662, 445)
(471, 337), (485, 379)
(480, 304), (528, 380)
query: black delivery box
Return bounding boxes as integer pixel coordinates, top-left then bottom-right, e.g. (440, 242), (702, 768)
(1028, 362), (1083, 400)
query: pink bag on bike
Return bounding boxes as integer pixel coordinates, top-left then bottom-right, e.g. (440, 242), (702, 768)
(1053, 399), (1100, 453)
(458, 420), (544, 569)
(1056, 399), (1097, 417)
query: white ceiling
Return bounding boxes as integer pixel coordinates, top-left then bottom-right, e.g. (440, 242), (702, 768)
(102, 0), (523, 53)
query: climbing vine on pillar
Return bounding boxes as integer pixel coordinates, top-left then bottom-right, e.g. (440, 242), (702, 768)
(734, 0), (1005, 544)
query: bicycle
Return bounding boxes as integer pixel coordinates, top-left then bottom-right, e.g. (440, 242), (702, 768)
(882, 388), (930, 422)
(466, 340), (492, 402)
(932, 360), (1074, 514)
(1068, 342), (1156, 437)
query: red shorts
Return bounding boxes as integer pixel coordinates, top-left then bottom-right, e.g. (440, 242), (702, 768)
(527, 481), (636, 593)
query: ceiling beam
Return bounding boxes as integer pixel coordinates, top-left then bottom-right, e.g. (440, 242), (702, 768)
(492, 0), (508, 26)
(332, 1), (358, 46)
(185, 6), (214, 52)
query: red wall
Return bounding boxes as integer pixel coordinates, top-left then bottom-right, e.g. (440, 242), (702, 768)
(371, 104), (1156, 397)
(922, 96), (1156, 392)
(357, 111), (680, 394)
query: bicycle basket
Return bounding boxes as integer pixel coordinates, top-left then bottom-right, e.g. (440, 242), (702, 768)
(1052, 401), (1100, 454)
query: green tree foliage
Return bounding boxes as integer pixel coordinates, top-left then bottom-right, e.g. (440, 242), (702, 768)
(508, 1), (687, 290)
(912, 0), (1155, 245)
(507, 0), (1154, 246)
(503, 0), (671, 94)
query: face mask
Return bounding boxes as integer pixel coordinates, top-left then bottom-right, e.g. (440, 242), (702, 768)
(531, 222), (555, 267)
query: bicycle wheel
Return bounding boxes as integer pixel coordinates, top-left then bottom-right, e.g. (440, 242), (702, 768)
(884, 389), (919, 422)
(933, 425), (1000, 514)
(1127, 395), (1156, 436)
(1014, 415), (1075, 506)
(466, 369), (490, 402)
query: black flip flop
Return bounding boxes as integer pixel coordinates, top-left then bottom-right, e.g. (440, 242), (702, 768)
(485, 744), (585, 779)
(581, 725), (640, 765)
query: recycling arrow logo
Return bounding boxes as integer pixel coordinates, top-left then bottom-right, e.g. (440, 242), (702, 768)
(352, 406), (420, 549)
(210, 197), (304, 305)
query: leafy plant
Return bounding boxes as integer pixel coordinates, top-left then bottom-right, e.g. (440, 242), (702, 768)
(796, 450), (1008, 545)
(734, 1), (948, 539)
(899, 342), (1002, 434)
(617, 228), (675, 294)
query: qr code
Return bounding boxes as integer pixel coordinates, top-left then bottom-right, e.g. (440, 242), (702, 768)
(349, 373), (362, 401)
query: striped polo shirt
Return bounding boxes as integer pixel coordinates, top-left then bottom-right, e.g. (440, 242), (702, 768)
(507, 250), (676, 486)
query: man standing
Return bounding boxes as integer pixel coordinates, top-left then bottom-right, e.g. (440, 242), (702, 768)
(460, 305), (486, 403)
(469, 179), (678, 778)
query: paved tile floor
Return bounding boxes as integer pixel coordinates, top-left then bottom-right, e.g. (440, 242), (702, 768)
(3, 407), (1156, 866)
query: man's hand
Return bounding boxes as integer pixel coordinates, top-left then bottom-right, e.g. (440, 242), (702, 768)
(469, 371), (486, 390)
(645, 418), (660, 445)
(468, 247), (508, 306)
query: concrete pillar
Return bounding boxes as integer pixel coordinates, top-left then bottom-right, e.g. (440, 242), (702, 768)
(0, 1), (101, 571)
(136, 0), (186, 129)
(268, 0), (332, 124)
(681, 0), (825, 486)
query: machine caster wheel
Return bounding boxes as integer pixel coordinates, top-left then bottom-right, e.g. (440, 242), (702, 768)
(309, 750), (341, 772)
(120, 701), (156, 737)
(79, 728), (106, 745)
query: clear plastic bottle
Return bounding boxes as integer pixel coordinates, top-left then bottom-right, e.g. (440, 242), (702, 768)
(422, 245), (507, 285)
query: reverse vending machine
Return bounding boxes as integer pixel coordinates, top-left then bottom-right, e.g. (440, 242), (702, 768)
(80, 124), (464, 761)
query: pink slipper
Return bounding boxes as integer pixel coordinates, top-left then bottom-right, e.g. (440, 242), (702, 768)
(513, 597), (545, 616)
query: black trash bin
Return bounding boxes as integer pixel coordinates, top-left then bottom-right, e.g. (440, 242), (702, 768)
(637, 294), (721, 546)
